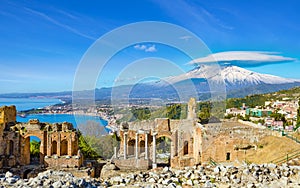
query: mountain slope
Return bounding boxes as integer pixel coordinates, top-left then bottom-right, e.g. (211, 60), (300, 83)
(128, 65), (300, 100)
(1, 65), (300, 101)
(163, 65), (298, 88)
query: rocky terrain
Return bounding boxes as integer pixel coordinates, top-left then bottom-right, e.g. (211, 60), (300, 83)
(1, 163), (300, 187)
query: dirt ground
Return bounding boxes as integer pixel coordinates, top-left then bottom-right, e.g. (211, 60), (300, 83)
(245, 135), (300, 164)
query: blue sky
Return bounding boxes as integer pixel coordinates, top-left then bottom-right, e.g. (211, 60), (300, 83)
(1, 0), (300, 93)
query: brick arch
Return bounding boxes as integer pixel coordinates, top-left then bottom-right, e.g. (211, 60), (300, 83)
(23, 131), (44, 141)
(156, 131), (172, 140)
(22, 132), (45, 165)
(157, 134), (172, 140)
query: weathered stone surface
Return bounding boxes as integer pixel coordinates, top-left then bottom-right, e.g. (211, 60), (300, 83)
(0, 105), (82, 170)
(1, 163), (300, 187)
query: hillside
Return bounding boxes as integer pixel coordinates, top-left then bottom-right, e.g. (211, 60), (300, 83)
(226, 86), (300, 108)
(245, 135), (300, 164)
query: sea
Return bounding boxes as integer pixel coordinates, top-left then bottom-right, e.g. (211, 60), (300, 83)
(0, 97), (108, 128)
(0, 97), (62, 111)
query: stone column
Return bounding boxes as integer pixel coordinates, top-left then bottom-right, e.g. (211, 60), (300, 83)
(114, 147), (117, 158)
(40, 133), (45, 164)
(145, 133), (148, 159)
(47, 133), (51, 156)
(57, 133), (61, 156)
(68, 134), (72, 156)
(123, 132), (127, 159)
(135, 132), (139, 159)
(152, 132), (157, 168)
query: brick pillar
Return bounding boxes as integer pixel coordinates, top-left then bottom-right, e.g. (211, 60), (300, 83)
(152, 132), (157, 168)
(171, 130), (178, 157)
(145, 133), (148, 159)
(57, 133), (61, 156)
(135, 132), (139, 159)
(124, 132), (127, 159)
(47, 133), (51, 156)
(68, 134), (72, 156)
(114, 147), (117, 158)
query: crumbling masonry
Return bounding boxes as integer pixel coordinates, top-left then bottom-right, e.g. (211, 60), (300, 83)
(114, 98), (272, 170)
(0, 105), (83, 169)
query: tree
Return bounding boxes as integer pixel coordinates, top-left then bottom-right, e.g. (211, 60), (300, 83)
(198, 107), (210, 124)
(296, 100), (300, 130)
(77, 120), (120, 159)
(78, 131), (100, 159)
(131, 107), (151, 121)
(77, 120), (106, 138)
(166, 104), (182, 119)
(30, 140), (40, 158)
(270, 112), (287, 128)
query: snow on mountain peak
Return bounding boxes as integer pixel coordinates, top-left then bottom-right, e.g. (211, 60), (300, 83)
(161, 65), (298, 86)
(221, 65), (296, 85)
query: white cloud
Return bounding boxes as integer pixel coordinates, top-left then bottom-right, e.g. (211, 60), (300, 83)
(145, 45), (157, 52)
(134, 44), (147, 50)
(134, 44), (157, 52)
(189, 51), (296, 67)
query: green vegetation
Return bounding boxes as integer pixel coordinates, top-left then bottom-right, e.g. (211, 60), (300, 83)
(30, 140), (40, 158)
(198, 107), (210, 124)
(166, 104), (187, 119)
(78, 131), (100, 159)
(77, 121), (120, 159)
(226, 94), (268, 109)
(226, 86), (300, 109)
(156, 137), (171, 154)
(83, 134), (120, 160)
(131, 107), (151, 121)
(296, 100), (300, 130)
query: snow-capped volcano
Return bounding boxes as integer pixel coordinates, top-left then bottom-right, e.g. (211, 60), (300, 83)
(220, 65), (297, 85)
(77, 65), (300, 101)
(162, 65), (298, 87)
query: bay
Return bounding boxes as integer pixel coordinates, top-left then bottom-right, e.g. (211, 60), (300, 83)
(17, 114), (108, 128)
(0, 97), (109, 131)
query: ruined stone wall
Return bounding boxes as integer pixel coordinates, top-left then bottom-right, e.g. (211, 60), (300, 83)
(46, 131), (78, 157)
(44, 156), (82, 168)
(118, 116), (200, 169)
(114, 158), (150, 170)
(0, 106), (19, 168)
(0, 105), (82, 170)
(0, 105), (16, 126)
(201, 123), (273, 164)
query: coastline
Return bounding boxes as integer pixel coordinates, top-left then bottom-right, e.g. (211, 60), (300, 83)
(17, 111), (119, 133)
(0, 97), (120, 133)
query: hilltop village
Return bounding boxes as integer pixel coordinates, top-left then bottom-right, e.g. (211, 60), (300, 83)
(225, 93), (300, 133)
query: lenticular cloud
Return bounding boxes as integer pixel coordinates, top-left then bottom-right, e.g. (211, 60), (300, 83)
(189, 51), (296, 67)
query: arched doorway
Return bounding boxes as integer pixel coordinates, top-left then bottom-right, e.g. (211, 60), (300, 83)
(156, 136), (171, 167)
(183, 141), (189, 155)
(128, 139), (135, 156)
(24, 136), (42, 165)
(60, 140), (68, 156)
(52, 141), (57, 155)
